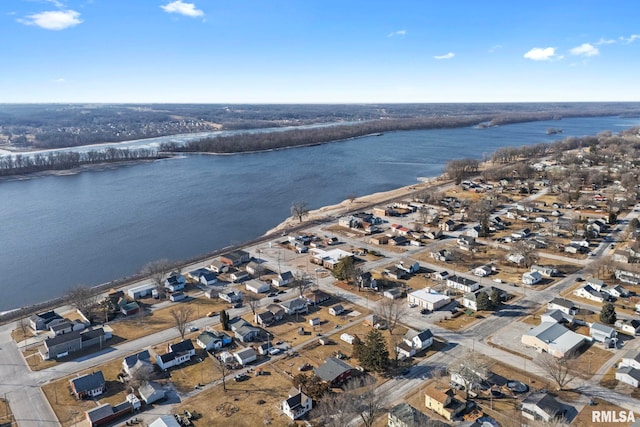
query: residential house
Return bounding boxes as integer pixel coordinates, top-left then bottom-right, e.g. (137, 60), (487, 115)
(314, 357), (354, 387)
(507, 253), (525, 265)
(385, 267), (408, 280)
(590, 322), (617, 343)
(234, 347), (257, 366)
(511, 228), (531, 240)
(615, 268), (640, 285)
(615, 319), (640, 336)
(199, 271), (218, 286)
(466, 225), (482, 239)
(169, 292), (186, 302)
(29, 310), (63, 331)
(521, 322), (585, 358)
(229, 317), (260, 342)
(423, 385), (465, 421)
(280, 298), (308, 315)
(433, 271), (449, 281)
(440, 219), (456, 232)
(196, 330), (230, 351)
(149, 415), (182, 427)
(619, 350), (640, 369)
(397, 259), (421, 274)
(272, 271), (294, 287)
(306, 289), (331, 305)
(281, 387), (313, 420)
(50, 320), (85, 336)
(521, 392), (565, 422)
(446, 275), (479, 293)
(138, 381), (165, 405)
(548, 298), (578, 316)
(383, 288), (403, 300)
(120, 301), (140, 316)
(473, 265), (492, 277)
(541, 309), (573, 325)
(616, 367), (640, 387)
(156, 340), (195, 370)
(164, 273), (186, 292)
(396, 329), (433, 358)
(606, 285), (629, 299)
(266, 304), (285, 321)
(245, 280), (270, 294)
(209, 260), (229, 273)
(86, 400), (135, 427)
(586, 278), (605, 291)
(245, 261), (262, 276)
(573, 285), (607, 303)
(457, 235), (476, 251)
(522, 271), (543, 286)
(122, 350), (151, 376)
(219, 290), (243, 303)
(255, 310), (276, 327)
(531, 265), (559, 277)
(220, 250), (250, 266)
(462, 289), (491, 311)
(431, 249), (452, 262)
(329, 305), (344, 316)
(41, 327), (108, 360)
(388, 403), (447, 427)
(407, 288), (450, 311)
(423, 227), (443, 240)
(70, 371), (106, 399)
(612, 250), (632, 264)
(368, 234), (389, 245)
(389, 236), (409, 246)
(230, 270), (250, 283)
(127, 284), (156, 300)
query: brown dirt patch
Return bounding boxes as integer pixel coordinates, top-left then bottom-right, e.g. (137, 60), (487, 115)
(573, 398), (638, 427)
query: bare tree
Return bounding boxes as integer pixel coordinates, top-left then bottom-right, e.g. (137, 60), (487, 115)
(129, 364), (155, 389)
(512, 240), (539, 269)
(142, 258), (172, 299)
(449, 351), (488, 400)
(66, 285), (100, 322)
(17, 308), (31, 338)
(345, 376), (386, 427)
(169, 305), (194, 340)
(217, 357), (229, 392)
(376, 298), (407, 336)
(536, 351), (577, 390)
(291, 201), (309, 223)
(245, 294), (259, 316)
(291, 272), (311, 298)
(313, 391), (356, 427)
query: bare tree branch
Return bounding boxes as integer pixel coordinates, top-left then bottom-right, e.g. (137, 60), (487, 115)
(169, 305), (194, 340)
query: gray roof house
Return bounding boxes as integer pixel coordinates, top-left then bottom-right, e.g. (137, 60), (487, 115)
(521, 322), (585, 358)
(123, 350), (151, 376)
(615, 366), (640, 387)
(547, 298), (578, 316)
(138, 381), (166, 405)
(388, 403), (448, 427)
(70, 371), (106, 399)
(521, 392), (565, 422)
(314, 357), (354, 386)
(29, 310), (63, 331)
(280, 298), (308, 315)
(229, 317), (260, 342)
(590, 322), (616, 343)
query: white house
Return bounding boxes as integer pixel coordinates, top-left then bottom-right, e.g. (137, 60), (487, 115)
(230, 271), (250, 283)
(127, 284), (156, 300)
(547, 298), (578, 316)
(209, 260), (229, 273)
(615, 319), (640, 336)
(589, 322), (617, 343)
(245, 280), (270, 294)
(573, 285), (606, 303)
(281, 387), (313, 420)
(606, 285), (629, 299)
(329, 304), (344, 316)
(234, 347), (257, 366)
(446, 275), (479, 293)
(473, 265), (492, 277)
(397, 259), (420, 274)
(219, 290), (243, 303)
(407, 288), (450, 311)
(522, 271), (543, 286)
(616, 367), (640, 387)
(521, 392), (565, 422)
(396, 329), (434, 358)
(531, 265), (559, 277)
(199, 271), (218, 286)
(164, 274), (186, 292)
(541, 309), (573, 325)
(196, 331), (228, 351)
(272, 271), (294, 287)
(619, 350), (640, 370)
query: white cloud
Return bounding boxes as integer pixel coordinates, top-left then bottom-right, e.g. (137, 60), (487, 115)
(621, 34), (640, 44)
(488, 45), (502, 53)
(387, 30), (407, 38)
(53, 78), (65, 83)
(570, 43), (599, 57)
(433, 52), (455, 60)
(18, 9), (82, 30)
(160, 1), (204, 18)
(595, 37), (616, 45)
(523, 47), (557, 61)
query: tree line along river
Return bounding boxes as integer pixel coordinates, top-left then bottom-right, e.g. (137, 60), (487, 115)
(0, 115), (638, 312)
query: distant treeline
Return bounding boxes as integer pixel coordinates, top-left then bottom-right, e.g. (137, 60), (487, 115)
(161, 111), (626, 154)
(0, 147), (162, 177)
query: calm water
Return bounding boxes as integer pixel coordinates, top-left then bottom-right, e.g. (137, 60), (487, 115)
(1, 116), (638, 311)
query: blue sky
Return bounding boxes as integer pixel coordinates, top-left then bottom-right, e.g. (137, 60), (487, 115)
(1, 0), (639, 103)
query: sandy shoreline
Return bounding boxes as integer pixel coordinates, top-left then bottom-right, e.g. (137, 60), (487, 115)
(264, 175), (449, 235)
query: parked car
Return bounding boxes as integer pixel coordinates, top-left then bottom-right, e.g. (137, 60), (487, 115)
(207, 311), (217, 317)
(234, 374), (249, 382)
(189, 326), (199, 332)
(273, 298), (281, 303)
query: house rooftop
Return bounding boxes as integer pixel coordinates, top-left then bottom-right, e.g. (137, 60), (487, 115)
(71, 371), (105, 394)
(124, 350), (151, 369)
(523, 392), (563, 416)
(314, 357), (353, 382)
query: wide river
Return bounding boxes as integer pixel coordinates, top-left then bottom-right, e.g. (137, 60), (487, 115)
(1, 116), (638, 311)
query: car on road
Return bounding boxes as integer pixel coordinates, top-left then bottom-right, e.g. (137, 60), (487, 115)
(189, 326), (199, 332)
(234, 374), (249, 382)
(267, 292), (277, 297)
(420, 308), (429, 315)
(207, 311), (217, 317)
(273, 298), (281, 303)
